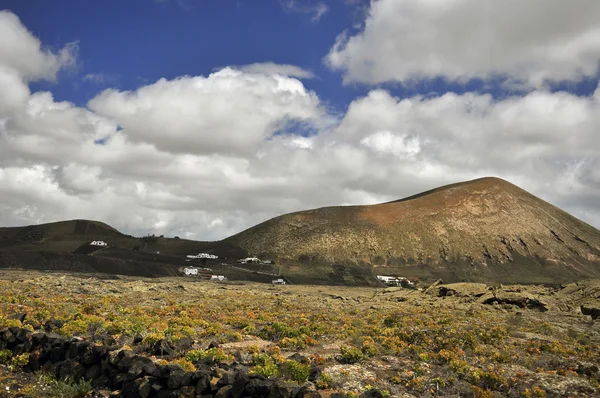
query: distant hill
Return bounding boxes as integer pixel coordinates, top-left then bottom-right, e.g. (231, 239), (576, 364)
(0, 219), (246, 279)
(2, 177), (600, 285)
(224, 177), (600, 284)
(0, 219), (125, 252)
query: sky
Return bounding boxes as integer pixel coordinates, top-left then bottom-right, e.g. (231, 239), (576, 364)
(1, 0), (600, 240)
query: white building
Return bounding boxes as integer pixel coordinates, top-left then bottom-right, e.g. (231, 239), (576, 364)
(238, 257), (260, 264)
(90, 241), (108, 246)
(183, 267), (198, 276)
(376, 275), (415, 287)
(210, 275), (227, 281)
(272, 279), (286, 285)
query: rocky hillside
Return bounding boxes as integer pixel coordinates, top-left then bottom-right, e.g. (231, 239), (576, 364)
(225, 177), (600, 284)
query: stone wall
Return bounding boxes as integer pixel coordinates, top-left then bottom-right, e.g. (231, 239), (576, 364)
(0, 326), (384, 398)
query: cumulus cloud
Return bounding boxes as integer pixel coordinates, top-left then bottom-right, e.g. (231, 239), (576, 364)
(88, 67), (328, 156)
(327, 0), (600, 86)
(233, 63), (314, 79)
(0, 11), (77, 83)
(1, 10), (600, 242)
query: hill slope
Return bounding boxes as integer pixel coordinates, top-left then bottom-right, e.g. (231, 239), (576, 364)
(225, 177), (600, 284)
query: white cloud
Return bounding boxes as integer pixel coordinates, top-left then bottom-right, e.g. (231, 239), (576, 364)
(327, 0), (600, 86)
(1, 9), (600, 243)
(88, 67), (327, 156)
(0, 11), (77, 83)
(234, 63), (314, 79)
(280, 0), (329, 23)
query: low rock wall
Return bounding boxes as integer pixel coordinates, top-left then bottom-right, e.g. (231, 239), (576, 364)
(0, 326), (372, 398)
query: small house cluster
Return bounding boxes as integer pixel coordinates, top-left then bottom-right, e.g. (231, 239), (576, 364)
(186, 253), (218, 259)
(182, 266), (225, 282)
(90, 241), (108, 246)
(376, 275), (415, 288)
(237, 257), (274, 264)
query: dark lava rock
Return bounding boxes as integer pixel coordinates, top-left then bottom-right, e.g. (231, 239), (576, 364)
(44, 319), (64, 332)
(215, 385), (233, 398)
(8, 312), (27, 323)
(195, 370), (212, 395)
(155, 390), (178, 398)
(133, 334), (143, 345)
(360, 389), (385, 398)
(172, 337), (194, 352)
(231, 372), (250, 398)
(58, 359), (85, 382)
(153, 339), (175, 357)
(581, 304), (600, 319)
(243, 378), (272, 397)
(268, 380), (298, 398)
(287, 353), (309, 364)
(167, 370), (186, 390)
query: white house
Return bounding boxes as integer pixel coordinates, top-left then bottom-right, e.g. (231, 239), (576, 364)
(272, 279), (286, 285)
(90, 241), (108, 246)
(183, 267), (198, 276)
(238, 257), (260, 264)
(210, 275), (227, 281)
(376, 275), (415, 287)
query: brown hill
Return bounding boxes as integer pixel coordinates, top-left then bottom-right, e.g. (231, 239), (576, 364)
(224, 177), (600, 284)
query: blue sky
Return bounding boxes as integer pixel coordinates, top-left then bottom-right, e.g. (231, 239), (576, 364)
(4, 0), (371, 111)
(8, 0), (598, 115)
(1, 1), (600, 239)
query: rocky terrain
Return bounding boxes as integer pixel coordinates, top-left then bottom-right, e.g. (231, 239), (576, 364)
(226, 177), (600, 284)
(1, 270), (599, 397)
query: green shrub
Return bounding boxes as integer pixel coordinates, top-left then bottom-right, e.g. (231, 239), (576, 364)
(252, 361), (279, 378)
(37, 374), (93, 398)
(283, 360), (311, 384)
(10, 353), (29, 369)
(316, 372), (333, 389)
(0, 349), (12, 364)
(340, 345), (364, 364)
(251, 353), (272, 366)
(185, 347), (232, 363)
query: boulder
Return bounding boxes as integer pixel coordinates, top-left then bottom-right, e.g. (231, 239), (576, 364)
(361, 390), (385, 398)
(215, 385), (233, 398)
(166, 370), (186, 390)
(8, 312), (27, 323)
(153, 339), (175, 358)
(195, 370), (213, 395)
(44, 319), (64, 332)
(58, 359), (85, 382)
(580, 303), (600, 319)
(243, 378), (272, 397)
(268, 380), (298, 398)
(426, 283), (488, 298)
(287, 353), (309, 364)
(478, 291), (548, 311)
(231, 372), (250, 398)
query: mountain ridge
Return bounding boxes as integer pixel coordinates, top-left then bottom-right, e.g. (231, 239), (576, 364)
(2, 177), (600, 284)
(223, 177), (600, 283)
